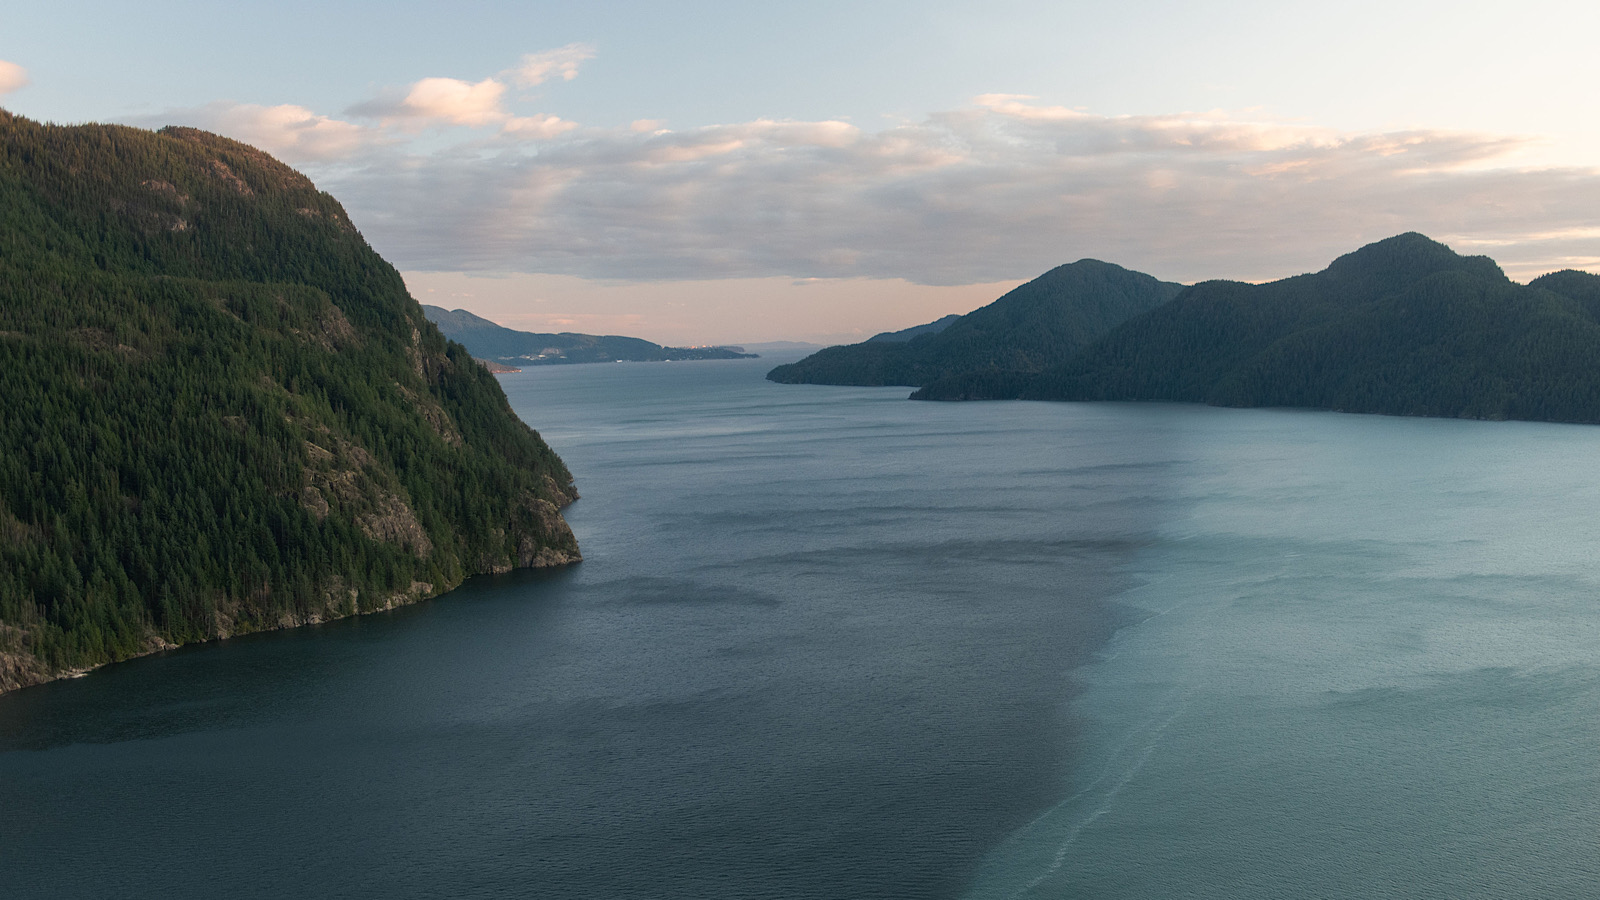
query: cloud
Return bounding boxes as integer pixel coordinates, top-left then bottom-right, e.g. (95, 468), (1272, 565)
(345, 47), (589, 137)
(399, 77), (508, 127)
(0, 60), (28, 95)
(140, 49), (594, 168)
(507, 44), (596, 87)
(308, 95), (1600, 286)
(503, 114), (579, 139)
(350, 76), (510, 128)
(131, 101), (378, 163)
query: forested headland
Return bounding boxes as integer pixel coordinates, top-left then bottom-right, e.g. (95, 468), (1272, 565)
(772, 232), (1600, 425)
(0, 111), (580, 694)
(1010, 234), (1600, 423)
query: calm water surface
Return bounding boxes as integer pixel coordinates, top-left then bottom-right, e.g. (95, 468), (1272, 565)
(6, 354), (1600, 898)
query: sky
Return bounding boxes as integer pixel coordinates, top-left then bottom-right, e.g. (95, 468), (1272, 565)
(5, 0), (1600, 344)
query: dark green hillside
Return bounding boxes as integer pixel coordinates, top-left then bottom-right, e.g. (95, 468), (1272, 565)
(865, 313), (961, 343)
(0, 111), (579, 693)
(422, 305), (756, 365)
(1023, 234), (1600, 422)
(1530, 269), (1600, 321)
(766, 260), (1181, 388)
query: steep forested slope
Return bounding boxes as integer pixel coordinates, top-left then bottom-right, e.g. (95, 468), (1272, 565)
(0, 111), (580, 693)
(765, 260), (1182, 388)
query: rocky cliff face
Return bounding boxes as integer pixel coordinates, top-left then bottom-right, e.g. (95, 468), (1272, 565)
(0, 111), (579, 694)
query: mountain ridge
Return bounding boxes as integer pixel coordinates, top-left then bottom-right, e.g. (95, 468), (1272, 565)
(902, 233), (1600, 425)
(766, 259), (1183, 387)
(865, 313), (962, 343)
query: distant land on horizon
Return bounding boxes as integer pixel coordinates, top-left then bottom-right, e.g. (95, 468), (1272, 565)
(772, 233), (1600, 427)
(739, 340), (825, 352)
(423, 305), (758, 367)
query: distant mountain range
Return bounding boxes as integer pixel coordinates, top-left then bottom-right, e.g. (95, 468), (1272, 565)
(422, 305), (757, 366)
(773, 233), (1600, 426)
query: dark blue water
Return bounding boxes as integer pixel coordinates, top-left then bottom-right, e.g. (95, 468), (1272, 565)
(10, 355), (1600, 899)
(0, 355), (1151, 899)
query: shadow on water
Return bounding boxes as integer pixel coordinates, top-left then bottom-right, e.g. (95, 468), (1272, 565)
(2, 354), (1198, 900)
(0, 565), (578, 752)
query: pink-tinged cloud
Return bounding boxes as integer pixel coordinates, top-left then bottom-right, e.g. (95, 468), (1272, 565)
(507, 44), (596, 87)
(0, 61), (29, 95)
(347, 77), (510, 129)
(129, 101), (377, 164)
(344, 49), (591, 134)
(399, 77), (509, 127)
(503, 114), (579, 140)
(971, 93), (1092, 121)
(289, 96), (1600, 286)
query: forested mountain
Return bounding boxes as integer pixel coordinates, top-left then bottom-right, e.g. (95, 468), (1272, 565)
(0, 111), (580, 694)
(780, 233), (1600, 422)
(765, 260), (1182, 387)
(422, 305), (756, 365)
(1006, 233), (1600, 423)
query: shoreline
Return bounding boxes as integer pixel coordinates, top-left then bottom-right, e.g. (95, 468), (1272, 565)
(0, 536), (581, 699)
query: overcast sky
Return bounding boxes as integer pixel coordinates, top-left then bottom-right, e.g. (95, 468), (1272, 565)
(6, 1), (1600, 344)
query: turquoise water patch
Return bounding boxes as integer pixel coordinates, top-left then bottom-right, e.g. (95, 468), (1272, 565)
(967, 410), (1600, 899)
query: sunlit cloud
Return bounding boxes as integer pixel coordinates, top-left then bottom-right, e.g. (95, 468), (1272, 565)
(503, 113), (579, 140)
(135, 84), (1600, 290)
(401, 77), (509, 127)
(343, 48), (589, 138)
(506, 43), (596, 87)
(0, 60), (29, 95)
(972, 93), (1090, 121)
(305, 95), (1599, 287)
(350, 76), (510, 128)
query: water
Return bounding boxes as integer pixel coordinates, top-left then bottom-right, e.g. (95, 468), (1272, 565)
(966, 409), (1600, 899)
(6, 356), (1600, 898)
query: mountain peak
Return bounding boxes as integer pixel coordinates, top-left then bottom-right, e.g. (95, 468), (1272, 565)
(768, 259), (1181, 388)
(1321, 232), (1505, 292)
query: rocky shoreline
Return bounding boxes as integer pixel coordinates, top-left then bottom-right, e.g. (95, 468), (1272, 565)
(0, 495), (581, 698)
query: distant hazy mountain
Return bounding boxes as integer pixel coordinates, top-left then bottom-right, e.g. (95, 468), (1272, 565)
(766, 260), (1182, 387)
(738, 341), (823, 353)
(919, 233), (1600, 425)
(422, 305), (756, 365)
(865, 314), (962, 343)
